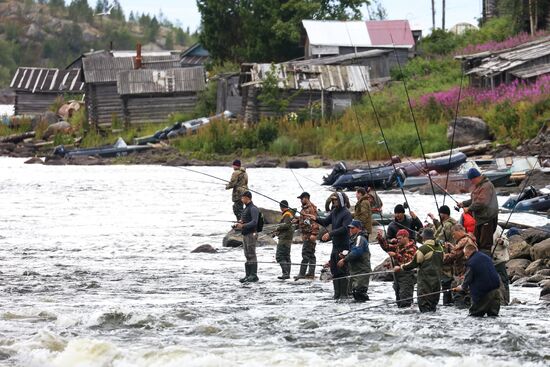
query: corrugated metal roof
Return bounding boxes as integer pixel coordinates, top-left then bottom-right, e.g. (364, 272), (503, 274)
(245, 64), (370, 92)
(180, 55), (209, 66)
(289, 49), (391, 66)
(10, 67), (84, 93)
(83, 55), (181, 83)
(465, 37), (550, 77)
(303, 19), (414, 49)
(510, 63), (550, 79)
(117, 67), (206, 95)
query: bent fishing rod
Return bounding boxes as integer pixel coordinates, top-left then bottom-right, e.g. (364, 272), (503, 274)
(334, 289), (448, 317)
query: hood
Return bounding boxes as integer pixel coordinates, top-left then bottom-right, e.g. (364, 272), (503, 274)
(336, 192), (346, 208)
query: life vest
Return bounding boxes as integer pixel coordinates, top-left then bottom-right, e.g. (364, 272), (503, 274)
(462, 212), (476, 234)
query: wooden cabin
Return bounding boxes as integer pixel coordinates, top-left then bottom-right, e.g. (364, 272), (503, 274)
(82, 53), (181, 126)
(240, 63), (370, 123)
(117, 67), (206, 125)
(9, 67), (84, 115)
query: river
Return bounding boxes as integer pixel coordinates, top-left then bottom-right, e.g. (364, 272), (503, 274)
(0, 157), (548, 366)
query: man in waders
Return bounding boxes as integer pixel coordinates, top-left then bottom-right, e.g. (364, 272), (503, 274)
(306, 192), (353, 299)
(337, 219), (371, 302)
(353, 187), (372, 238)
(235, 191), (259, 283)
(378, 229), (417, 307)
(429, 205), (457, 306)
(387, 204), (423, 242)
(395, 228), (444, 312)
(446, 224), (475, 308)
(458, 168), (498, 256)
(454, 243), (501, 317)
(294, 192), (319, 280)
(275, 200), (294, 280)
(226, 159), (248, 221)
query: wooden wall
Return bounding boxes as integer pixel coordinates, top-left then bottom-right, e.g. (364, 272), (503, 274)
(15, 92), (62, 115)
(86, 83), (123, 126)
(122, 94), (198, 125)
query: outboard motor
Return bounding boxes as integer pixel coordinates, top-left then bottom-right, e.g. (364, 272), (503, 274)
(53, 145), (67, 158)
(322, 161), (348, 185)
(385, 167), (407, 189)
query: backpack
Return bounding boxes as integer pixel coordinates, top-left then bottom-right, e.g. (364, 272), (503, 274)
(257, 211), (264, 232)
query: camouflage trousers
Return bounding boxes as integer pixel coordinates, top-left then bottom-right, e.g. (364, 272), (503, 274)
(233, 200), (244, 221)
(298, 239), (316, 276)
(276, 243), (291, 275)
(243, 233), (258, 264)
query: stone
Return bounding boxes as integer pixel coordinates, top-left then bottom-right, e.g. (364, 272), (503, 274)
(24, 157), (43, 164)
(508, 235), (532, 260)
(371, 257), (394, 281)
(525, 259), (549, 276)
(43, 121), (72, 139)
(286, 159), (309, 169)
(222, 226), (278, 248)
(530, 238), (550, 261)
(521, 228), (550, 246)
(447, 116), (492, 146)
(506, 258), (531, 279)
(191, 244), (217, 253)
(43, 111), (59, 125)
(535, 269), (550, 277)
(253, 157), (280, 168)
(525, 274), (548, 283)
(259, 208), (283, 225)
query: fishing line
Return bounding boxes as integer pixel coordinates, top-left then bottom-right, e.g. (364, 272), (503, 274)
(290, 168), (305, 192)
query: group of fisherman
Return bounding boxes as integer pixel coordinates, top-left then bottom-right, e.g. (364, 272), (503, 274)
(226, 159), (506, 317)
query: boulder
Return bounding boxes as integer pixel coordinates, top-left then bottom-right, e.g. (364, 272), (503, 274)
(286, 159), (309, 169)
(191, 244), (217, 253)
(447, 116), (492, 146)
(508, 235), (532, 260)
(259, 208), (283, 225)
(530, 238), (550, 261)
(253, 157), (280, 168)
(506, 258), (531, 279)
(521, 228), (550, 245)
(525, 274), (548, 283)
(24, 157), (43, 164)
(371, 257), (394, 281)
(222, 227), (278, 248)
(535, 269), (550, 277)
(525, 259), (549, 276)
(42, 111), (59, 125)
(43, 121), (72, 139)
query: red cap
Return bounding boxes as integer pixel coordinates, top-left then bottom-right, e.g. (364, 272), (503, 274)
(396, 229), (409, 238)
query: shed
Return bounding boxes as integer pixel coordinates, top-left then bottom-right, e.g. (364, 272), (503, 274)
(9, 67), (84, 115)
(215, 73), (242, 115)
(456, 35), (550, 88)
(302, 19), (415, 66)
(180, 43), (210, 66)
(82, 54), (181, 126)
(117, 67), (206, 125)
(240, 63), (370, 123)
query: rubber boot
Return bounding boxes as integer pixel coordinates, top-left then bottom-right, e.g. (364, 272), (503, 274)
(332, 279), (341, 299)
(294, 263), (307, 280)
(239, 263), (250, 283)
(278, 264), (290, 280)
(245, 263), (259, 283)
(339, 278), (350, 298)
(305, 264), (316, 279)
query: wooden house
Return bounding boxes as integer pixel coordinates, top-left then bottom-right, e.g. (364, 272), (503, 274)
(117, 67), (206, 125)
(82, 53), (181, 126)
(456, 35), (550, 88)
(215, 73), (242, 115)
(9, 67), (84, 115)
(180, 43), (210, 67)
(240, 63), (370, 122)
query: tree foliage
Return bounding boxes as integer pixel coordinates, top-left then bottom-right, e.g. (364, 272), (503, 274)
(197, 0), (369, 63)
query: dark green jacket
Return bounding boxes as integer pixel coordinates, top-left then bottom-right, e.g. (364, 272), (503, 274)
(276, 209), (294, 245)
(402, 239), (444, 287)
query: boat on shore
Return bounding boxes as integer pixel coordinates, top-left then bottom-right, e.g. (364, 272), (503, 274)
(503, 186), (550, 213)
(403, 170), (512, 192)
(53, 137), (151, 159)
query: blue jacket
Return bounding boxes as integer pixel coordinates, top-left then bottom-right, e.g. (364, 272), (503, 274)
(317, 193), (353, 251)
(462, 251), (500, 304)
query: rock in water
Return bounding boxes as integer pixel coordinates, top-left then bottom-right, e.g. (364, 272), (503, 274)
(447, 116), (492, 146)
(191, 244), (217, 253)
(286, 159), (309, 169)
(223, 229), (243, 248)
(24, 157), (44, 164)
(530, 238), (550, 261)
(525, 259), (549, 276)
(371, 257), (394, 281)
(508, 235), (532, 260)
(521, 228), (550, 245)
(506, 258), (531, 279)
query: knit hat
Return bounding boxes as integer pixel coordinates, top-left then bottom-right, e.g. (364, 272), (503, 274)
(396, 229), (409, 238)
(394, 204), (405, 214)
(279, 200), (289, 209)
(232, 159), (241, 167)
(241, 191), (252, 198)
(438, 205), (451, 216)
(467, 168), (481, 180)
(348, 219), (363, 229)
(421, 228), (435, 240)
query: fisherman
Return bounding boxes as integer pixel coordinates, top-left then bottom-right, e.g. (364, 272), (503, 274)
(353, 187), (373, 237)
(225, 159), (248, 221)
(377, 228), (417, 308)
(306, 192), (353, 299)
(294, 192), (319, 280)
(453, 243), (501, 317)
(275, 200), (294, 280)
(325, 189), (351, 211)
(492, 226), (510, 305)
(428, 205), (457, 306)
(386, 204), (423, 241)
(394, 228), (444, 312)
(337, 219), (371, 302)
(367, 186), (383, 213)
(446, 224), (475, 308)
(458, 168), (498, 256)
(234, 191), (260, 283)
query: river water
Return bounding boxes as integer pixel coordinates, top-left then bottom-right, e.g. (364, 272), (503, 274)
(0, 157), (548, 367)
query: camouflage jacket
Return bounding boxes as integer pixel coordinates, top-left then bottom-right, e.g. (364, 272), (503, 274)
(353, 196), (373, 235)
(433, 217), (457, 245)
(299, 202), (319, 241)
(444, 233), (475, 277)
(225, 167), (248, 202)
(378, 236), (417, 266)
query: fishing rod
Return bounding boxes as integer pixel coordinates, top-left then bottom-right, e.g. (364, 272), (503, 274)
(185, 257), (328, 268)
(442, 68), (465, 207)
(339, 269), (394, 281)
(334, 289), (448, 316)
(290, 168), (305, 192)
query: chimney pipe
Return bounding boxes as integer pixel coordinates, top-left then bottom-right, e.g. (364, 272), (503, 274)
(135, 43), (142, 69)
(109, 41), (113, 51)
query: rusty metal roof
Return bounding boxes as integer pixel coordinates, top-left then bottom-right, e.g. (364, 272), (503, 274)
(243, 63), (370, 92)
(117, 67), (206, 95)
(83, 55), (181, 83)
(10, 67), (84, 93)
